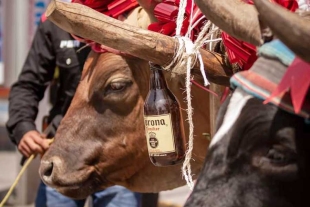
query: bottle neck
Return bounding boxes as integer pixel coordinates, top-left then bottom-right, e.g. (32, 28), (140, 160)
(149, 66), (168, 90)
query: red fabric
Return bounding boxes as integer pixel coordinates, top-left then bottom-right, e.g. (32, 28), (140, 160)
(232, 69), (310, 119)
(264, 57), (310, 114)
(71, 0), (139, 53)
(242, 0), (310, 116)
(148, 0), (205, 42)
(71, 0), (207, 52)
(72, 0), (114, 12)
(221, 33), (257, 70)
(246, 0), (299, 11)
(41, 13), (47, 22)
(71, 0), (299, 64)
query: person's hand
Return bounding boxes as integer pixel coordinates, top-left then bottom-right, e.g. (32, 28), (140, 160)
(18, 130), (50, 157)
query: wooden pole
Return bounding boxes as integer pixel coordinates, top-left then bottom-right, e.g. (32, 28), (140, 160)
(46, 0), (232, 85)
(209, 83), (225, 137)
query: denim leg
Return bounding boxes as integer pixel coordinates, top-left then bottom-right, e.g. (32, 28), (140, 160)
(92, 185), (141, 207)
(35, 181), (86, 207)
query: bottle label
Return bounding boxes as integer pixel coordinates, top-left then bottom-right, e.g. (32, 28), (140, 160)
(144, 114), (176, 156)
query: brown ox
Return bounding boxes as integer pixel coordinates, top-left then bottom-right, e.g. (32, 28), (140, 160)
(39, 18), (215, 198)
(38, 0), (271, 199)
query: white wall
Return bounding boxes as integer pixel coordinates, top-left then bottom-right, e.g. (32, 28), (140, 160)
(3, 0), (29, 87)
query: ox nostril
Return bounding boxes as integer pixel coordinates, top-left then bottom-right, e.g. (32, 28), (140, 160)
(40, 156), (64, 182)
(44, 162), (53, 177)
(41, 161), (54, 177)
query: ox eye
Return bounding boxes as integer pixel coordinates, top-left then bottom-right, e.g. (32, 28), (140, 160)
(104, 81), (132, 95)
(266, 149), (294, 165)
(110, 82), (126, 91)
(267, 149), (285, 162)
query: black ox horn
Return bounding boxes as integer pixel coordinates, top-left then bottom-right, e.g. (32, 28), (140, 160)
(253, 0), (310, 63)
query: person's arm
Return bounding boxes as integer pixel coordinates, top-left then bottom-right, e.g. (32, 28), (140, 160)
(6, 19), (56, 157)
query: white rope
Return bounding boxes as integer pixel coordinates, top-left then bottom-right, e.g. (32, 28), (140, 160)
(161, 0), (220, 190)
(175, 0), (188, 36)
(209, 24), (215, 50)
(205, 38), (222, 44)
(183, 53), (195, 190)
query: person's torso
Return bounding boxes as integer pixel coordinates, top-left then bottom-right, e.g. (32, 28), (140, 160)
(45, 20), (91, 122)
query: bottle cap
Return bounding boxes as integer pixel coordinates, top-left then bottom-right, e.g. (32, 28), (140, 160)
(149, 62), (162, 70)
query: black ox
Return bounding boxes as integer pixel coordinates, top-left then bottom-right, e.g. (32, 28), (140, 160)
(186, 86), (310, 206)
(185, 0), (310, 206)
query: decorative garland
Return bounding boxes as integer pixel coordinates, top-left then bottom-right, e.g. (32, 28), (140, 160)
(72, 0), (300, 71)
(148, 0), (206, 42)
(72, 0), (210, 53)
(72, 0), (139, 53)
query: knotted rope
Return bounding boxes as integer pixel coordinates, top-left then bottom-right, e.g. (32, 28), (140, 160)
(162, 0), (219, 190)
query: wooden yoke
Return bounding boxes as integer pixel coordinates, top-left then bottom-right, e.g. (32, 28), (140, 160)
(46, 0), (232, 85)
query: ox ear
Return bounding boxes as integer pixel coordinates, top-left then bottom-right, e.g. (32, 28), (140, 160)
(123, 6), (152, 30)
(136, 0), (162, 22)
(253, 0), (310, 63)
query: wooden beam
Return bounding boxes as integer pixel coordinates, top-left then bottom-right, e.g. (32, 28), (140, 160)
(46, 0), (232, 85)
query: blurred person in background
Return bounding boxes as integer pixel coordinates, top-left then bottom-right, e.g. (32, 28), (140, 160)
(5, 13), (142, 207)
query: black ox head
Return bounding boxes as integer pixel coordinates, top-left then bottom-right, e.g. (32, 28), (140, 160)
(185, 86), (310, 207)
(185, 0), (310, 206)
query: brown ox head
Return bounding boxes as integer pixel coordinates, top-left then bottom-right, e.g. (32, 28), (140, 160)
(40, 0), (309, 199)
(40, 53), (212, 199)
(39, 2), (213, 198)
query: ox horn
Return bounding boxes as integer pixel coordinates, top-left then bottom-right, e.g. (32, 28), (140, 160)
(46, 0), (232, 85)
(194, 0), (262, 46)
(253, 0), (310, 63)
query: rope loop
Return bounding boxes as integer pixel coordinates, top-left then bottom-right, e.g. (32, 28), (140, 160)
(159, 0), (220, 190)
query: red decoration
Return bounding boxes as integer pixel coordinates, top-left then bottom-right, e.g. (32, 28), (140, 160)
(154, 3), (179, 22)
(71, 0), (139, 53)
(71, 0), (208, 53)
(246, 0), (299, 11)
(221, 32), (257, 70)
(41, 13), (48, 22)
(148, 0), (206, 42)
(264, 57), (310, 113)
(105, 0), (138, 17)
(72, 0), (114, 12)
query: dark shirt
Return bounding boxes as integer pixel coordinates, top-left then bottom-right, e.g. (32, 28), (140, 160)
(6, 18), (91, 145)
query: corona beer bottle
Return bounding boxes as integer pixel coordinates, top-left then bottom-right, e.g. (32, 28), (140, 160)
(143, 63), (186, 166)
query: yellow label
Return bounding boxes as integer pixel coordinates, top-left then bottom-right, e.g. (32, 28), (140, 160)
(144, 114), (176, 155)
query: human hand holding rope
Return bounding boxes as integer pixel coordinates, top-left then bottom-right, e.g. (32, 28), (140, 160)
(18, 130), (51, 158)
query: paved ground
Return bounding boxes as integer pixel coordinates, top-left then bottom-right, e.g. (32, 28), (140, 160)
(0, 152), (190, 207)
(0, 152), (17, 194)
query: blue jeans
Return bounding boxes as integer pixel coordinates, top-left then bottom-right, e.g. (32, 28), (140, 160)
(35, 181), (141, 207)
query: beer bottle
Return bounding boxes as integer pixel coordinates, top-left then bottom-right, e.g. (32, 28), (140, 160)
(143, 63), (186, 167)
